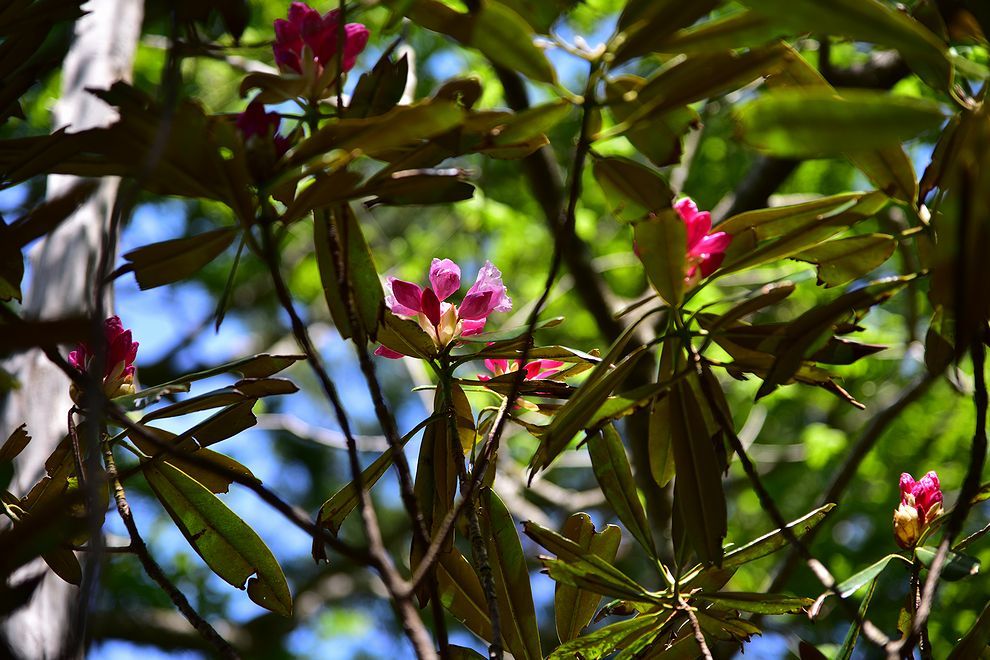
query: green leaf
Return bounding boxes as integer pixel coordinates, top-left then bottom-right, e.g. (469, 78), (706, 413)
(611, 0), (720, 63)
(835, 554), (908, 599)
(491, 99), (572, 146)
(143, 461), (292, 616)
(948, 600), (990, 660)
(915, 545), (980, 581)
(0, 424), (30, 462)
(314, 203), (385, 341)
(735, 89), (945, 158)
(469, 2), (556, 83)
(716, 501), (835, 573)
(548, 612), (664, 660)
(524, 521), (653, 602)
(130, 424), (257, 494)
(754, 276), (910, 400)
(376, 311), (438, 359)
(837, 576), (878, 660)
(698, 591), (812, 615)
(793, 233), (898, 288)
(663, 10), (781, 53)
(437, 548), (493, 642)
(361, 170), (475, 207)
(593, 156), (673, 223)
(588, 426), (657, 558)
(634, 209), (687, 305)
(481, 488), (541, 660)
(349, 49), (410, 119)
(554, 513), (621, 643)
(739, 0), (953, 91)
(121, 225), (235, 289)
(669, 380), (726, 565)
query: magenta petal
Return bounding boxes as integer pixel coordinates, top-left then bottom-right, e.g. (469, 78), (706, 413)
(674, 197), (699, 223)
(341, 23), (370, 71)
(375, 345), (405, 359)
(693, 231), (732, 255)
(421, 288), (442, 326)
(698, 253), (725, 278)
(465, 261), (512, 314)
(485, 358), (507, 374)
(900, 473), (916, 501)
(461, 319), (486, 336)
(458, 291), (493, 320)
(429, 258), (461, 301)
(68, 349), (85, 370)
(390, 278), (423, 312)
(684, 211), (712, 250)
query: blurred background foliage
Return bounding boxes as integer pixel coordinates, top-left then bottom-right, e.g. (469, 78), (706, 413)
(2, 0), (988, 657)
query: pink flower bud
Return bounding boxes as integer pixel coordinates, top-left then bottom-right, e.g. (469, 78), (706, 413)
(894, 470), (943, 548)
(68, 316), (139, 402)
(673, 196), (732, 285)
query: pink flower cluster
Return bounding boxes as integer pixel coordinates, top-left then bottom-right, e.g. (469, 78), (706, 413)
(674, 197), (731, 285)
(274, 2), (369, 75)
(893, 470), (943, 549)
(479, 358), (564, 382)
(375, 259), (511, 359)
(68, 316), (139, 402)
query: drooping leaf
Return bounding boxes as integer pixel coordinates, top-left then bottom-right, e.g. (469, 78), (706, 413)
(611, 0), (721, 64)
(948, 600), (990, 660)
(361, 169), (475, 207)
(437, 548), (493, 642)
(314, 203), (384, 341)
(120, 227), (238, 290)
(735, 89), (945, 158)
(481, 488), (541, 660)
(143, 461), (292, 616)
(548, 612), (665, 660)
(554, 513), (621, 643)
(130, 425), (257, 494)
(588, 426), (657, 558)
(793, 233), (898, 288)
(834, 554), (908, 599)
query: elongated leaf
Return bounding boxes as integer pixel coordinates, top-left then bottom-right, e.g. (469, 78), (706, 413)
(612, 1), (720, 63)
(948, 601), (990, 660)
(736, 89), (945, 158)
(698, 591), (812, 615)
(755, 276), (910, 400)
(555, 514), (621, 643)
(524, 521), (652, 602)
(663, 10), (781, 53)
(122, 228), (237, 290)
(437, 548), (493, 642)
(835, 554), (907, 599)
(670, 381), (726, 565)
(492, 99), (571, 146)
(376, 311), (438, 359)
(1, 424), (29, 462)
(740, 0), (952, 91)
(362, 170), (475, 207)
(143, 461), (292, 616)
(314, 203), (384, 341)
(130, 425), (256, 494)
(634, 209), (688, 305)
(794, 233), (897, 288)
(593, 156), (673, 223)
(914, 545), (980, 581)
(707, 282), (796, 333)
(837, 577), (878, 660)
(481, 488), (540, 660)
(349, 49), (409, 119)
(548, 612), (664, 660)
(588, 426), (656, 558)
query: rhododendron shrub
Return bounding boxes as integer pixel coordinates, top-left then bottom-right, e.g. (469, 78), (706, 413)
(4, 0), (990, 658)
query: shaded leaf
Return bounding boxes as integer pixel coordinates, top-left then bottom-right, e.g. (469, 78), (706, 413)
(793, 234), (898, 288)
(143, 461), (292, 616)
(915, 545), (980, 580)
(835, 554), (908, 599)
(555, 513), (621, 643)
(837, 576), (878, 660)
(612, 0), (721, 63)
(121, 228), (238, 290)
(588, 426), (656, 558)
(698, 591), (812, 614)
(593, 156), (673, 223)
(548, 612), (664, 660)
(634, 209), (688, 305)
(437, 548), (493, 642)
(948, 600), (990, 660)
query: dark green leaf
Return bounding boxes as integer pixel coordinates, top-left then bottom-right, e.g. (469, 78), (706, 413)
(548, 612), (664, 660)
(718, 501), (836, 571)
(588, 426), (657, 558)
(835, 554), (907, 599)
(349, 49), (410, 119)
(437, 548), (493, 642)
(612, 0), (720, 63)
(362, 169), (475, 207)
(948, 600), (990, 660)
(593, 156), (673, 223)
(837, 576), (878, 660)
(634, 209), (688, 305)
(698, 591), (812, 615)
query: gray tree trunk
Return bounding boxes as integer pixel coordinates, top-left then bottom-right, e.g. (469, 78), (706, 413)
(1, 0), (143, 656)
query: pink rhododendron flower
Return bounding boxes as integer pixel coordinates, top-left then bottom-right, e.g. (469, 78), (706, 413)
(375, 258), (512, 358)
(478, 358), (564, 382)
(674, 197), (731, 285)
(273, 2), (369, 75)
(68, 316), (139, 402)
(893, 470), (943, 549)
(236, 100), (290, 158)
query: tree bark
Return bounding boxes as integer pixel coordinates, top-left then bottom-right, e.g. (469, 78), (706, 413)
(0, 0), (143, 657)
